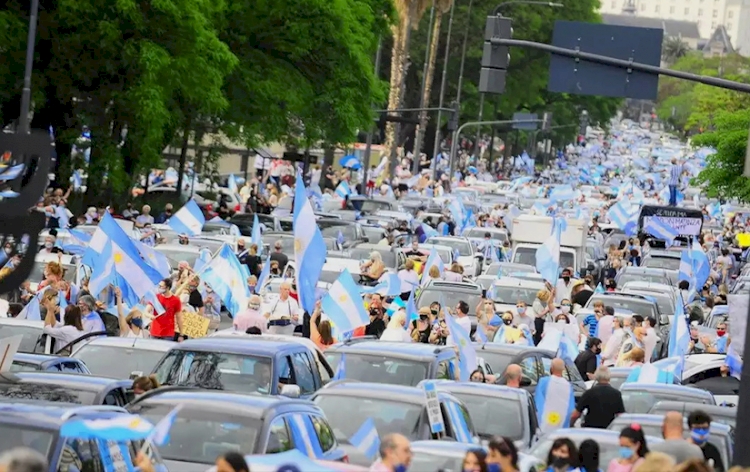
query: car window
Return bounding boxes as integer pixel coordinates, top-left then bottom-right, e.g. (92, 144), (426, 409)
(103, 390), (123, 406)
(73, 345), (166, 379)
(324, 353), (429, 387)
(62, 362), (84, 373)
(436, 359), (458, 381)
(291, 352), (316, 394)
(0, 324), (43, 353)
(315, 396), (423, 441)
(454, 392), (525, 441)
(267, 417), (293, 454)
(522, 356), (540, 381)
(56, 438), (100, 472)
(311, 416), (337, 452)
(0, 425), (53, 457)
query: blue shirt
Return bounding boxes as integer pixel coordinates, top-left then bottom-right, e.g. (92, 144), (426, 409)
(669, 163), (682, 186)
(582, 314), (598, 337)
(82, 311), (107, 334)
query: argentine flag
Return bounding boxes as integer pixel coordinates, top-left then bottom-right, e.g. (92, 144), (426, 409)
(444, 309), (477, 382)
(293, 172), (328, 314)
(60, 415), (154, 442)
(349, 419), (380, 461)
(361, 273), (401, 297)
(535, 375), (575, 433)
(168, 199), (205, 236)
(421, 248), (444, 283)
(88, 240), (116, 297)
(535, 225), (561, 284)
(335, 181), (352, 199)
(201, 244), (250, 316)
(321, 269), (369, 333)
(625, 364), (673, 384)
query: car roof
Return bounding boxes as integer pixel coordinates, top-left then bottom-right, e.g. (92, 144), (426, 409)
(541, 428), (624, 441)
(620, 383), (714, 398)
(0, 372), (129, 391)
(154, 244), (201, 253)
(0, 402), (129, 428)
(620, 267), (671, 275)
(621, 282), (676, 292)
(73, 336), (174, 352)
(314, 382), (456, 405)
(411, 440), (477, 455)
(0, 317), (44, 328)
(645, 250), (680, 259)
(435, 382), (529, 400)
(422, 280), (482, 292)
(650, 401), (736, 418)
(13, 353), (59, 365)
(209, 332), (322, 355)
(327, 341), (455, 361)
(170, 337), (303, 357)
(130, 389), (316, 419)
(492, 277), (545, 289)
(474, 343), (555, 357)
(610, 414), (732, 432)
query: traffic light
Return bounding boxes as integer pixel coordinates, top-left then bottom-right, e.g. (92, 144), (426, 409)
(480, 16), (512, 94)
(447, 101), (460, 132)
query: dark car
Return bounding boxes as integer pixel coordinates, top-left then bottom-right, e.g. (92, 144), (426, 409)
(324, 340), (460, 386)
(11, 353), (90, 374)
(127, 387), (347, 471)
(475, 343), (587, 398)
(152, 337), (330, 398)
(0, 372), (133, 405)
(0, 403), (166, 470)
(619, 383), (716, 413)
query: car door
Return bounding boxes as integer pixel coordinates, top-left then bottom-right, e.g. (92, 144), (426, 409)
(309, 414), (345, 461)
(101, 388), (127, 406)
(287, 414), (324, 458)
(264, 416), (294, 454)
(290, 352), (317, 396)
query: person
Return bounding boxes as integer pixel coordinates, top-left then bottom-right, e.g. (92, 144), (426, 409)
(504, 364), (523, 388)
(632, 452), (675, 472)
(478, 232), (496, 262)
(668, 158), (682, 207)
(233, 295), (267, 333)
(570, 366), (625, 428)
(114, 288), (146, 338)
(597, 306), (616, 347)
(513, 301), (533, 330)
(422, 264), (442, 285)
(687, 410), (724, 472)
(607, 425), (648, 472)
(411, 307), (433, 343)
(370, 433), (412, 472)
(244, 244), (262, 277)
(380, 310), (412, 342)
(462, 448), (488, 472)
(649, 412), (704, 464)
(574, 337), (602, 380)
(263, 281), (301, 335)
(603, 316), (629, 366)
(76, 294), (107, 334)
(671, 459), (713, 472)
(269, 241), (289, 271)
(43, 300), (84, 351)
(214, 451), (250, 472)
(444, 262), (464, 282)
(447, 301), (472, 346)
(535, 358), (575, 433)
(0, 447), (48, 472)
(581, 302), (603, 338)
(494, 312), (522, 344)
(487, 436), (517, 472)
(532, 289), (553, 344)
(186, 276), (205, 316)
(150, 278), (184, 341)
(554, 268), (576, 304)
(546, 438), (579, 472)
(470, 369), (486, 383)
(154, 203), (173, 224)
(135, 204), (154, 228)
(642, 316), (659, 363)
(578, 439), (600, 472)
(132, 375), (160, 396)
(403, 240), (427, 262)
(365, 294), (387, 338)
(397, 259), (419, 300)
(310, 301), (336, 350)
(619, 346), (645, 368)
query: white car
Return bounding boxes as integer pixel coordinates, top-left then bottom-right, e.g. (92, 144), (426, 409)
(426, 236), (482, 277)
(489, 277), (545, 318)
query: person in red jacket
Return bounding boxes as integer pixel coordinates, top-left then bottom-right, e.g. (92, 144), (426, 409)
(150, 278), (184, 341)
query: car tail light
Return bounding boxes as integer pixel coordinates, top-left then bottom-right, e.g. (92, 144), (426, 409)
(341, 455), (349, 463)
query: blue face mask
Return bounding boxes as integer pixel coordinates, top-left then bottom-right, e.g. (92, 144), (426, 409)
(619, 446), (634, 460)
(393, 465), (408, 472)
(487, 464), (502, 472)
(691, 428), (710, 445)
(130, 318), (143, 328)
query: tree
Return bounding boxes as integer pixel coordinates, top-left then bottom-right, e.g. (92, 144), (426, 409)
(662, 36), (690, 65)
(692, 108), (750, 201)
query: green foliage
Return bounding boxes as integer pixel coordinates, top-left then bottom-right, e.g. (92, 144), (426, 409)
(692, 109), (750, 201)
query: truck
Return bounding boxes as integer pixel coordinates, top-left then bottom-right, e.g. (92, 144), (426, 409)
(510, 215), (589, 277)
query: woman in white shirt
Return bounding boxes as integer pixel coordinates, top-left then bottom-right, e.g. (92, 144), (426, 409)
(114, 287), (146, 338)
(379, 310), (413, 342)
(397, 259), (420, 300)
(42, 290), (84, 350)
(443, 263), (464, 282)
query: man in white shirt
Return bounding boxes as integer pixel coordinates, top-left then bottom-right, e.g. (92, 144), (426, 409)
(602, 316), (630, 366)
(263, 282), (302, 335)
(554, 268), (576, 304)
(597, 306), (615, 347)
(447, 301), (472, 346)
(643, 316), (659, 363)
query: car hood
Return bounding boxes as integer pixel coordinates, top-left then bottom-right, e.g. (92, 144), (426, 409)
(163, 459), (212, 472)
(338, 443), (371, 467)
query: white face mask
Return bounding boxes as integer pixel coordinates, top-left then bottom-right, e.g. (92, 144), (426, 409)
(556, 319), (566, 324)
(561, 306), (571, 314)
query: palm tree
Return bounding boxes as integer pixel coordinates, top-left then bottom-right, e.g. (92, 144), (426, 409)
(662, 36), (690, 64)
(384, 0), (432, 165)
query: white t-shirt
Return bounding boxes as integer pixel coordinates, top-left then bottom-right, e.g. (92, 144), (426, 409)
(380, 328), (413, 342)
(643, 327), (658, 363)
(447, 315), (472, 346)
(554, 279), (576, 304)
(43, 323), (83, 349)
(397, 269), (419, 294)
(267, 296), (302, 322)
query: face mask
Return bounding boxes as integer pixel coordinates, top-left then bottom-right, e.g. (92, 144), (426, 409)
(561, 305), (571, 314)
(4, 248), (11, 255)
(249, 304), (261, 310)
(551, 456), (568, 469)
(487, 464), (502, 472)
(44, 242), (53, 249)
(431, 309), (438, 315)
(157, 287), (166, 294)
(503, 319), (512, 326)
(130, 318), (143, 328)
(556, 319), (567, 324)
(419, 315), (429, 321)
(717, 330), (726, 337)
(517, 307), (526, 314)
(618, 446), (634, 460)
(562, 276), (570, 283)
(691, 428), (710, 445)
(393, 465), (408, 472)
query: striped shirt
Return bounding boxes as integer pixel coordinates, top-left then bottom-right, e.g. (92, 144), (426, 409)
(669, 163), (682, 186)
(582, 314), (599, 338)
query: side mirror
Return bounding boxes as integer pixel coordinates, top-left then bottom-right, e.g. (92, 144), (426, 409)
(659, 315), (670, 326)
(520, 376), (533, 387)
(130, 370), (143, 380)
(280, 384), (301, 398)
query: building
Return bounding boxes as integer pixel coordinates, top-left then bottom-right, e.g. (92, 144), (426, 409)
(601, 13), (702, 50)
(600, 0), (749, 55)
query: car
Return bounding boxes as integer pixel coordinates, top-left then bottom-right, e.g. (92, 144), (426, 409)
(648, 401), (736, 429)
(431, 382), (540, 448)
(464, 227), (510, 245)
(475, 344), (587, 398)
(317, 220), (368, 248)
(0, 317), (51, 354)
(0, 403), (167, 470)
(583, 366), (650, 390)
(410, 441), (543, 472)
(11, 353), (90, 374)
(205, 450), (368, 472)
(415, 280), (484, 334)
(347, 244), (404, 271)
(0, 372), (133, 405)
(608, 413), (733, 470)
(620, 282), (680, 316)
(527, 428), (663, 468)
(312, 382), (477, 467)
(485, 262), (537, 278)
(619, 383), (716, 413)
(127, 387), (347, 471)
(28, 253), (80, 292)
(488, 277), (545, 318)
(324, 340), (459, 386)
(615, 267), (675, 287)
(660, 354), (739, 406)
(71, 337), (175, 379)
(426, 236), (482, 276)
(642, 249), (682, 271)
(152, 337), (328, 398)
(153, 244), (201, 270)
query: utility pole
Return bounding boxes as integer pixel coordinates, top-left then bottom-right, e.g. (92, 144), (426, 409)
(412, 0), (438, 175)
(431, 0), (457, 179)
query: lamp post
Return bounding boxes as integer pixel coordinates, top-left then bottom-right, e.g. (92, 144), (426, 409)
(19, 0), (40, 134)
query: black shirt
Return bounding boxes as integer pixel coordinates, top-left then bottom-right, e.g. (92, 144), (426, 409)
(699, 441), (724, 472)
(572, 288), (593, 307)
(270, 251), (289, 270)
(575, 384), (625, 428)
(404, 250), (424, 258)
(574, 349), (598, 380)
(244, 254), (262, 277)
(188, 289), (204, 309)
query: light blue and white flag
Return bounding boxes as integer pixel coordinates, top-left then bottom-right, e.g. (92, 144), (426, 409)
(339, 154), (362, 170)
(349, 419), (380, 461)
(594, 283), (605, 294)
(294, 171), (328, 314)
(335, 181), (352, 199)
(288, 415), (324, 458)
(16, 294), (41, 321)
(361, 273), (401, 297)
(321, 269), (369, 333)
(251, 214), (263, 253)
(421, 223), (439, 239)
(608, 200), (639, 236)
(193, 248), (213, 274)
(201, 244), (250, 316)
(168, 200), (205, 236)
(132, 239), (171, 278)
(535, 218), (564, 284)
(444, 309), (477, 382)
(255, 255), (271, 294)
(88, 240), (116, 298)
(0, 164), (24, 182)
(60, 415), (154, 441)
(725, 344), (742, 379)
(534, 375), (575, 433)
(421, 248), (444, 283)
(148, 405), (183, 447)
(625, 364), (673, 384)
(643, 216), (679, 246)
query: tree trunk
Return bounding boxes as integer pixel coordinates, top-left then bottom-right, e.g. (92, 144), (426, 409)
(384, 21), (406, 166)
(414, 10), (444, 156)
(176, 115), (193, 200)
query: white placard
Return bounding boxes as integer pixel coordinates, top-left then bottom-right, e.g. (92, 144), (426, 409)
(727, 294), (747, 358)
(643, 216), (701, 236)
(423, 381), (445, 434)
(544, 321), (580, 343)
(0, 335), (23, 373)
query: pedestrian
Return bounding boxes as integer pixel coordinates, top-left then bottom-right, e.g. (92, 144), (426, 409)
(370, 433), (412, 472)
(504, 364), (523, 388)
(602, 316), (628, 366)
(269, 241), (289, 270)
(214, 451), (249, 472)
(135, 204), (154, 228)
(607, 425), (648, 472)
(546, 438), (579, 472)
(0, 447), (48, 472)
(554, 268), (576, 304)
(535, 358), (575, 433)
(397, 259), (419, 300)
(597, 306), (615, 347)
(581, 301), (604, 338)
(380, 310), (412, 342)
(668, 158), (682, 207)
(43, 302), (84, 352)
(365, 294), (387, 338)
(114, 288), (146, 338)
(233, 295), (267, 333)
(244, 244), (262, 277)
(462, 448), (488, 472)
(487, 436), (517, 472)
(642, 316), (659, 363)
(532, 289), (553, 345)
(575, 337), (602, 380)
(687, 410), (724, 472)
(263, 281), (301, 335)
(570, 366), (625, 428)
(411, 307), (433, 343)
(310, 300), (336, 350)
(447, 301), (472, 346)
(578, 439), (601, 472)
(150, 278), (184, 341)
(649, 412), (704, 464)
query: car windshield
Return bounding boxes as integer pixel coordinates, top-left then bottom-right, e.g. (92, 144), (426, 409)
(513, 247), (574, 271)
(587, 296), (656, 318)
(324, 353), (428, 386)
(72, 345), (167, 379)
(465, 229), (507, 242)
(314, 395), (423, 441)
(154, 350), (273, 394)
(10, 362), (41, 372)
(426, 239), (472, 257)
(417, 289), (482, 316)
(137, 404), (259, 463)
(491, 287), (539, 305)
(643, 257), (681, 271)
(621, 391), (710, 413)
(417, 247), (453, 263)
(476, 351), (515, 376)
(453, 393), (525, 440)
(491, 264), (534, 278)
(627, 292), (673, 316)
(349, 248), (397, 268)
(359, 200), (392, 213)
(0, 383), (97, 404)
(154, 248), (199, 268)
(410, 451), (462, 472)
(0, 425), (53, 457)
(319, 224), (357, 241)
(0, 324), (43, 353)
(617, 272), (671, 286)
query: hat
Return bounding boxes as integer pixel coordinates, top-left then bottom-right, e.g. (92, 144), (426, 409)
(572, 279), (586, 288)
(418, 307), (431, 316)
